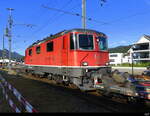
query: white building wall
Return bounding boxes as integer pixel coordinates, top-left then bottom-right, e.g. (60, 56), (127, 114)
(0, 59), (15, 63)
(109, 53), (132, 65)
(109, 53), (123, 66)
(122, 55), (132, 64)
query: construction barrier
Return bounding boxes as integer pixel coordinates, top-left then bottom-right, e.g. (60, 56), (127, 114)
(0, 82), (21, 112)
(0, 74), (38, 113)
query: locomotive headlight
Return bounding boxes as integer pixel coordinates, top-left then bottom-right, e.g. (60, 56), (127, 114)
(106, 62), (110, 66)
(135, 92), (139, 96)
(82, 62), (88, 66)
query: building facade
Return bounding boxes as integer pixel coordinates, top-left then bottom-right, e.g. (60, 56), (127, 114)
(109, 53), (132, 66)
(129, 35), (150, 63)
(109, 53), (123, 65)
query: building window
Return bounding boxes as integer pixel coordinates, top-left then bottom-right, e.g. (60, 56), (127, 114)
(29, 49), (32, 56)
(110, 54), (118, 57)
(36, 46), (41, 54)
(110, 59), (115, 62)
(47, 41), (53, 52)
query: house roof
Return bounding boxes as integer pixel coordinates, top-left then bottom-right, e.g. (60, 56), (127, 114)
(144, 35), (150, 41)
(127, 34), (150, 53)
(134, 35), (150, 44)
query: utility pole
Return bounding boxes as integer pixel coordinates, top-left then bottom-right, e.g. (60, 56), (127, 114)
(82, 0), (86, 29)
(6, 8), (14, 71)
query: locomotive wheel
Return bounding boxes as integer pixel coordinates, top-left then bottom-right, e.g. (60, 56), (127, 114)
(47, 75), (52, 80)
(97, 90), (112, 98)
(127, 97), (137, 104)
(96, 90), (105, 95)
(34, 74), (39, 78)
(69, 83), (78, 89)
(98, 69), (108, 75)
(28, 73), (33, 77)
(62, 81), (70, 86)
(55, 75), (63, 85)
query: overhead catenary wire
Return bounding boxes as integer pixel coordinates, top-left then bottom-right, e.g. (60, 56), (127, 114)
(15, 0), (150, 48)
(29, 0), (106, 39)
(31, 0), (107, 39)
(105, 10), (150, 25)
(42, 5), (108, 25)
(11, 0), (75, 50)
(14, 0), (53, 38)
(28, 5), (150, 47)
(43, 5), (150, 27)
(30, 0), (74, 38)
(12, 0), (64, 47)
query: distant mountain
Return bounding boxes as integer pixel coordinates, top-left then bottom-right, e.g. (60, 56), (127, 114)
(108, 45), (132, 53)
(0, 49), (24, 61)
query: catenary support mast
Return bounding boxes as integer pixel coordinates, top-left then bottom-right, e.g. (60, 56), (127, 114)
(6, 8), (14, 71)
(82, 0), (86, 29)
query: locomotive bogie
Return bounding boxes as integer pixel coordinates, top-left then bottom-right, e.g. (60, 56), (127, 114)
(23, 65), (111, 90)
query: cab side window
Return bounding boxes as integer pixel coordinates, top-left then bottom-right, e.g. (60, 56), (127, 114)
(70, 33), (75, 50)
(47, 41), (53, 52)
(36, 46), (41, 54)
(29, 49), (32, 56)
(63, 37), (67, 49)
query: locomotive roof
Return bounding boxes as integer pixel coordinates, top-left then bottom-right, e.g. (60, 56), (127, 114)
(27, 28), (106, 49)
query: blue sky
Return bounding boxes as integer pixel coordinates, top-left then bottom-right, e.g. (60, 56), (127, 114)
(0, 0), (150, 55)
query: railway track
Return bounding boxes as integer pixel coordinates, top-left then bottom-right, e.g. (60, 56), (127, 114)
(0, 68), (143, 105)
(17, 72), (129, 104)
(1, 69), (150, 112)
(14, 71), (147, 112)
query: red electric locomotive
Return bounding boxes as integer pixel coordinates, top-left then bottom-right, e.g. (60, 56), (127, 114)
(24, 28), (111, 90)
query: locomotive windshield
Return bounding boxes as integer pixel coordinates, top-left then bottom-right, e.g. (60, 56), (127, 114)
(78, 34), (94, 50)
(98, 37), (108, 51)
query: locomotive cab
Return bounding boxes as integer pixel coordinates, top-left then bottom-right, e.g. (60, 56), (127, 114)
(68, 31), (109, 67)
(65, 30), (111, 90)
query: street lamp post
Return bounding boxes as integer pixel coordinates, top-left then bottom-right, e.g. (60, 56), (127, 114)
(131, 45), (136, 76)
(131, 52), (134, 76)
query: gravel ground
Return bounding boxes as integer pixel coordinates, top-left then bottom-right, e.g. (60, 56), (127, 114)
(0, 70), (150, 113)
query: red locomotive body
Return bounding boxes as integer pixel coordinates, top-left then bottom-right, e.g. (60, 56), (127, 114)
(24, 29), (110, 90)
